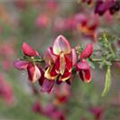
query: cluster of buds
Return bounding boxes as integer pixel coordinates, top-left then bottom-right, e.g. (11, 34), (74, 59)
(14, 35), (93, 93)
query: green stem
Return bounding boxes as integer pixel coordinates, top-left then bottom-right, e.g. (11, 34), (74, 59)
(91, 58), (120, 62)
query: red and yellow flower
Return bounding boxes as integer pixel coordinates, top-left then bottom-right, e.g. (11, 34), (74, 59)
(42, 35), (76, 91)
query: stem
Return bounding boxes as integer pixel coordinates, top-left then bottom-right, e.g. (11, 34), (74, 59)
(20, 57), (45, 63)
(91, 58), (120, 62)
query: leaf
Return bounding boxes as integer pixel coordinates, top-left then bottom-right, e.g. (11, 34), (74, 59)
(101, 66), (111, 97)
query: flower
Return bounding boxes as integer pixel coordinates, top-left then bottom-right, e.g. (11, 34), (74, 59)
(76, 43), (93, 83)
(14, 43), (43, 84)
(0, 75), (14, 104)
(32, 102), (65, 120)
(94, 0), (120, 16)
(35, 14), (49, 28)
(53, 84), (70, 105)
(42, 35), (76, 92)
(89, 106), (103, 120)
(44, 104), (65, 120)
(75, 14), (99, 42)
(53, 17), (76, 33)
(32, 101), (44, 114)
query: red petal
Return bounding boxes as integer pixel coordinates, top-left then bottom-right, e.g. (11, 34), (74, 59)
(41, 79), (54, 93)
(45, 66), (57, 80)
(53, 35), (71, 55)
(79, 69), (91, 83)
(38, 67), (44, 86)
(61, 69), (71, 82)
(27, 64), (41, 83)
(22, 43), (39, 57)
(13, 60), (28, 70)
(65, 55), (72, 71)
(49, 65), (58, 77)
(44, 47), (57, 65)
(80, 43), (93, 59)
(71, 49), (77, 66)
(76, 60), (89, 71)
(55, 56), (60, 73)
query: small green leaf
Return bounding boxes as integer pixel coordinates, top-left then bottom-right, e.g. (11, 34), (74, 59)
(101, 66), (111, 97)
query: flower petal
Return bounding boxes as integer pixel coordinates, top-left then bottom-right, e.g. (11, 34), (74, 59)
(45, 66), (57, 80)
(49, 65), (58, 78)
(59, 69), (71, 82)
(71, 49), (77, 66)
(79, 69), (91, 83)
(80, 43), (93, 59)
(41, 79), (54, 93)
(59, 53), (66, 75)
(76, 60), (89, 71)
(22, 42), (39, 57)
(95, 0), (113, 16)
(55, 56), (60, 73)
(38, 67), (44, 86)
(27, 64), (41, 83)
(65, 55), (72, 71)
(53, 35), (71, 55)
(13, 60), (29, 70)
(32, 101), (43, 114)
(44, 47), (57, 65)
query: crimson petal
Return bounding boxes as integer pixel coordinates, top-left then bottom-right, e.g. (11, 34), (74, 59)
(76, 60), (89, 71)
(27, 63), (41, 83)
(44, 47), (57, 65)
(22, 42), (39, 57)
(41, 79), (54, 93)
(13, 60), (29, 70)
(79, 69), (91, 83)
(38, 67), (44, 86)
(61, 69), (71, 82)
(71, 49), (77, 66)
(80, 43), (93, 59)
(65, 55), (72, 71)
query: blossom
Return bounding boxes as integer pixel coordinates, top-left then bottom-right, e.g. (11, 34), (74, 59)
(53, 84), (70, 105)
(32, 101), (44, 114)
(0, 75), (14, 104)
(0, 41), (16, 71)
(35, 14), (49, 28)
(45, 0), (58, 11)
(76, 43), (93, 83)
(89, 106), (103, 120)
(42, 35), (76, 92)
(14, 43), (43, 84)
(94, 0), (120, 16)
(32, 102), (65, 120)
(43, 104), (65, 120)
(53, 17), (76, 32)
(75, 14), (99, 42)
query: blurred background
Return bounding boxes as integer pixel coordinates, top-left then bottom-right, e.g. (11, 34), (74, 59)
(0, 0), (120, 120)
